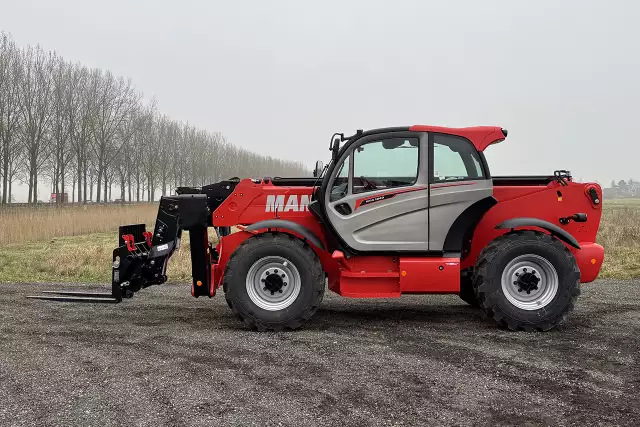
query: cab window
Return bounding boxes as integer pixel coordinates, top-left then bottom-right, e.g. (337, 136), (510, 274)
(352, 138), (419, 194)
(329, 154), (350, 202)
(432, 134), (484, 182)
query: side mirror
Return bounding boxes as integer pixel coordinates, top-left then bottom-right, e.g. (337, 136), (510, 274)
(331, 138), (340, 160)
(313, 160), (324, 177)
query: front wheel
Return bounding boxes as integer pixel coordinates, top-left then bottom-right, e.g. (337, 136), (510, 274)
(473, 230), (581, 331)
(223, 233), (325, 331)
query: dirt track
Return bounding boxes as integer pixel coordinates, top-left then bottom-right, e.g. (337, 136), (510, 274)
(1, 280), (639, 426)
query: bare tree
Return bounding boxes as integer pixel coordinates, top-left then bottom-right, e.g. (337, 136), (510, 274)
(65, 63), (93, 203)
(156, 115), (174, 196)
(49, 57), (76, 204)
(0, 33), (22, 205)
(89, 70), (140, 202)
(169, 122), (187, 191)
(113, 106), (137, 202)
(18, 45), (56, 203)
(1, 32), (311, 203)
(138, 102), (161, 201)
(130, 112), (146, 201)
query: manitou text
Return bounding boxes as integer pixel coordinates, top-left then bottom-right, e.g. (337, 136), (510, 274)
(265, 194), (311, 212)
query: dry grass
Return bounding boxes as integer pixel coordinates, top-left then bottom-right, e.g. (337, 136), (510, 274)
(0, 204), (221, 284)
(0, 232), (197, 284)
(597, 205), (640, 279)
(0, 201), (638, 283)
(0, 204), (159, 246)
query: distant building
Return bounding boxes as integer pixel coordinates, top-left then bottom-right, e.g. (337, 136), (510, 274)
(50, 193), (69, 204)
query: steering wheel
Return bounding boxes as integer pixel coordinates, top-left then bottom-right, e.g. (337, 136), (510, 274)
(330, 182), (348, 201)
(360, 176), (378, 191)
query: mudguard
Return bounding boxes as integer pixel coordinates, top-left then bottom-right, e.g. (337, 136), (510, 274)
(496, 217), (581, 249)
(245, 219), (326, 250)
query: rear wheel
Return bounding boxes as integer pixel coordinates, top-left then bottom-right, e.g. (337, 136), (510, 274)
(223, 233), (325, 331)
(473, 230), (580, 331)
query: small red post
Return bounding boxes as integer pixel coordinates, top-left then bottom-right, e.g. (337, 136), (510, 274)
(142, 231), (152, 247)
(122, 234), (136, 252)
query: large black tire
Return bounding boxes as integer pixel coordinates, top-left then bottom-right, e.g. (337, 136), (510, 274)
(473, 230), (580, 331)
(223, 233), (325, 331)
(459, 270), (479, 307)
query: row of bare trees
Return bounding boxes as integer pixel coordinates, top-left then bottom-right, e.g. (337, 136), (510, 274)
(0, 32), (308, 204)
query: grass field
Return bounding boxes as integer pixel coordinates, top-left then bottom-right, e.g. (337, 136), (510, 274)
(0, 232), (198, 283)
(0, 200), (638, 283)
(0, 204), (159, 246)
(596, 203), (640, 278)
(0, 203), (197, 283)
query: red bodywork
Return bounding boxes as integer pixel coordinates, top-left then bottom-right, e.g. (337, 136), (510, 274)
(409, 125), (506, 151)
(208, 126), (604, 299)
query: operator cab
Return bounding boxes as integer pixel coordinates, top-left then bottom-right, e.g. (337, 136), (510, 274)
(316, 126), (500, 254)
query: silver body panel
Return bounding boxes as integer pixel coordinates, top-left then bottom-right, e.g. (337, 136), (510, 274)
(428, 180), (493, 250)
(328, 189), (431, 251)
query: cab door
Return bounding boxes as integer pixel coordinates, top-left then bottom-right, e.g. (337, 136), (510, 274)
(427, 133), (493, 251)
(324, 131), (430, 252)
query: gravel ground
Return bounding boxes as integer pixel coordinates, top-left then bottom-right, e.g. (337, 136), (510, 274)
(1, 279), (639, 427)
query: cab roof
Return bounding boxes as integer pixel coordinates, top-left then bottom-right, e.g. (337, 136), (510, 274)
(409, 125), (507, 152)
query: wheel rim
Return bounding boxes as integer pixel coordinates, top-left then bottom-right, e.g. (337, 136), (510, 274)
(246, 256), (301, 311)
(500, 254), (559, 311)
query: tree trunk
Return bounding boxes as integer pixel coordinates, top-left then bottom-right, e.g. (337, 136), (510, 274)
(120, 174), (126, 203)
(89, 169), (94, 201)
(54, 172), (59, 206)
(61, 164), (65, 205)
(83, 157), (88, 202)
(77, 151), (82, 203)
(1, 155), (8, 204)
(28, 170), (33, 204)
(34, 173), (38, 204)
(96, 162), (103, 203)
(103, 170), (108, 202)
(127, 173), (132, 202)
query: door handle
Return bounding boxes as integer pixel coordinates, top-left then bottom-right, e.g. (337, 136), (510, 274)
(335, 203), (352, 216)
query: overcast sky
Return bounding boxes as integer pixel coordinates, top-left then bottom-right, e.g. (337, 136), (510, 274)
(2, 0), (638, 200)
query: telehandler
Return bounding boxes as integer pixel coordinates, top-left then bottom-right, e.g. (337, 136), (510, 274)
(29, 125), (604, 331)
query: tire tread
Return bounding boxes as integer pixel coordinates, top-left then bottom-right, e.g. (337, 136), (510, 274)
(223, 233), (325, 331)
(472, 230), (580, 331)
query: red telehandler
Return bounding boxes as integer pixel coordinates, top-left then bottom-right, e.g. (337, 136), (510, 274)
(29, 125), (604, 331)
